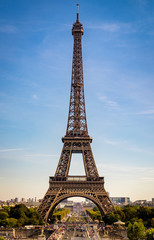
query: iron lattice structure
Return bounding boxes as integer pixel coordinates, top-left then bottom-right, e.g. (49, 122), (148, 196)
(38, 6), (114, 223)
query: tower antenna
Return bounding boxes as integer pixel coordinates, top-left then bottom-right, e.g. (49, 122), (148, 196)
(77, 4), (79, 22)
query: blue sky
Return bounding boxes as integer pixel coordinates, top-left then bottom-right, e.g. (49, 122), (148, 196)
(0, 0), (154, 202)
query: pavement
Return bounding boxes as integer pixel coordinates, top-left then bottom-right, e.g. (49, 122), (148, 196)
(47, 211), (110, 240)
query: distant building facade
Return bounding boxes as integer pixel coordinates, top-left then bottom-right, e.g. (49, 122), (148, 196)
(111, 197), (130, 205)
(73, 203), (83, 212)
(132, 199), (154, 207)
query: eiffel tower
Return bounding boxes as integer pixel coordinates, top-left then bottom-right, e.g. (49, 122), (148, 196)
(38, 5), (114, 223)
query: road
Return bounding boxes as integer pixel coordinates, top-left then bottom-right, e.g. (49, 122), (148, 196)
(47, 210), (102, 240)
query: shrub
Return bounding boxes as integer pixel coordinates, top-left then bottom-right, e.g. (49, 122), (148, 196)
(146, 228), (154, 240)
(127, 221), (145, 240)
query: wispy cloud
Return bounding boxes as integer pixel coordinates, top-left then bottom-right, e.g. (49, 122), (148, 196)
(137, 109), (154, 115)
(32, 94), (38, 100)
(101, 137), (154, 156)
(103, 139), (119, 145)
(0, 24), (17, 33)
(98, 163), (154, 176)
(25, 153), (58, 158)
(0, 150), (58, 163)
(98, 95), (119, 109)
(129, 146), (154, 157)
(88, 22), (131, 33)
(129, 146), (145, 153)
(0, 148), (24, 153)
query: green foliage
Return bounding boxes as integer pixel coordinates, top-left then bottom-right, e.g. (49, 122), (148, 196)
(105, 212), (119, 224)
(100, 205), (154, 227)
(17, 217), (26, 227)
(2, 206), (10, 214)
(114, 206), (125, 221)
(0, 217), (17, 228)
(0, 237), (5, 240)
(50, 209), (70, 223)
(86, 205), (154, 228)
(0, 204), (44, 227)
(127, 221), (145, 240)
(10, 204), (29, 219)
(6, 218), (18, 228)
(123, 205), (138, 222)
(93, 206), (99, 212)
(151, 218), (154, 228)
(146, 228), (154, 240)
(137, 206), (151, 220)
(86, 209), (102, 221)
(0, 210), (9, 220)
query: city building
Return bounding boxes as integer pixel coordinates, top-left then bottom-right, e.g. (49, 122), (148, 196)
(14, 197), (19, 203)
(110, 197), (130, 205)
(132, 199), (154, 207)
(73, 202), (83, 212)
(21, 198), (26, 202)
(57, 199), (74, 209)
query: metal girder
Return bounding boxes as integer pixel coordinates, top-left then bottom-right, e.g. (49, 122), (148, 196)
(54, 140), (99, 179)
(66, 16), (88, 137)
(38, 180), (114, 223)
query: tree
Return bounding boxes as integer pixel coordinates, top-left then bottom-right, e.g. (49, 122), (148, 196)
(137, 206), (151, 221)
(1, 218), (17, 228)
(123, 205), (138, 222)
(51, 209), (70, 223)
(152, 218), (154, 228)
(127, 221), (145, 240)
(0, 211), (9, 220)
(114, 206), (125, 221)
(6, 218), (18, 228)
(93, 206), (99, 212)
(2, 206), (10, 214)
(103, 212), (119, 225)
(0, 204), (44, 227)
(146, 228), (154, 240)
(10, 204), (29, 219)
(17, 217), (26, 227)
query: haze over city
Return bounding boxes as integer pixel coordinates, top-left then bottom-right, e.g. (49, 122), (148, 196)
(0, 0), (154, 202)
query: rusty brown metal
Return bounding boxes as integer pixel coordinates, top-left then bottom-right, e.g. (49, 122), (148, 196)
(38, 6), (114, 222)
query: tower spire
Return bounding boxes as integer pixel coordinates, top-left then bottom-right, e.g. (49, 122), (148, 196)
(77, 4), (79, 22)
(66, 4), (85, 137)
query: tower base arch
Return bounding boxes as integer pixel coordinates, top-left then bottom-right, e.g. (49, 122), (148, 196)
(38, 177), (114, 223)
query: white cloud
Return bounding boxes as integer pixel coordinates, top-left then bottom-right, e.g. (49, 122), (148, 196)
(0, 24), (17, 33)
(32, 94), (38, 100)
(129, 146), (154, 157)
(98, 95), (119, 109)
(129, 146), (144, 153)
(0, 148), (24, 153)
(0, 150), (58, 163)
(137, 109), (154, 115)
(25, 153), (58, 158)
(88, 22), (131, 33)
(98, 163), (154, 176)
(100, 136), (154, 157)
(103, 139), (119, 145)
